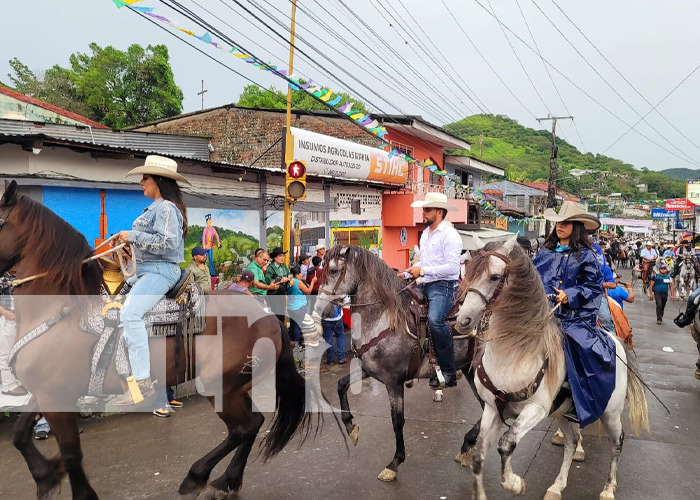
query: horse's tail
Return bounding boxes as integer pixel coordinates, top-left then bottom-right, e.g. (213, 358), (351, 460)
(625, 347), (650, 435)
(260, 321), (313, 461)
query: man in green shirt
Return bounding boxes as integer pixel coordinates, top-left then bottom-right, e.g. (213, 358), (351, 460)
(186, 247), (211, 291)
(245, 248), (279, 296)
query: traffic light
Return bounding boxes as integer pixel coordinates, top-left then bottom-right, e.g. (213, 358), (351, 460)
(286, 160), (306, 200)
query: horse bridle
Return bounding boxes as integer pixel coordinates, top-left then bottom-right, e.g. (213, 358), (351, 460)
(0, 202), (15, 233)
(464, 250), (511, 337)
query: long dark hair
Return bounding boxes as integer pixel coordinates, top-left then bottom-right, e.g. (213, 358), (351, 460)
(153, 175), (188, 238)
(543, 220), (592, 254)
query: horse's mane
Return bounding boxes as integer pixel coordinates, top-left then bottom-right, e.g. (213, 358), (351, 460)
(463, 242), (564, 389)
(13, 194), (102, 295)
(325, 245), (412, 331)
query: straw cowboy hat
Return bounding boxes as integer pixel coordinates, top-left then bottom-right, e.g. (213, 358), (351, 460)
(410, 192), (458, 212)
(542, 201), (600, 231)
(126, 155), (191, 185)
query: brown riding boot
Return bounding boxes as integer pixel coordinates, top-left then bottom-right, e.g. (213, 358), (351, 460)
(112, 377), (156, 406)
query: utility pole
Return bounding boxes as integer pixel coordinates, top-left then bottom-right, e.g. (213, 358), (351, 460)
(537, 115), (573, 234)
(197, 80), (208, 111)
(282, 0), (298, 267)
(479, 134), (483, 158)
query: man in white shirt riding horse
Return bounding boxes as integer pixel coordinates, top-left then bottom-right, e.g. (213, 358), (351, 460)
(401, 192), (462, 389)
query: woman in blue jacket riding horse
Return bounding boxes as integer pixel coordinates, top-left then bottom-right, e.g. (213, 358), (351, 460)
(533, 201), (615, 427)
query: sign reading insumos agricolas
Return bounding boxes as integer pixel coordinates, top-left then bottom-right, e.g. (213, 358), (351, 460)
(289, 127), (408, 185)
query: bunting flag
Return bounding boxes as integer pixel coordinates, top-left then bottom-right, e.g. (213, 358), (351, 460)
(112, 0), (452, 179)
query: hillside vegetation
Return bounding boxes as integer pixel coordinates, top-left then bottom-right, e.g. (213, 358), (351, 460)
(445, 114), (685, 200)
(659, 168), (700, 182)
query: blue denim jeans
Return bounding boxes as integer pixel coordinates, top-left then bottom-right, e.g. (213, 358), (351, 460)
(34, 416), (50, 434)
(421, 280), (458, 376)
(322, 319), (345, 363)
(288, 307), (305, 343)
(122, 261), (181, 380)
(598, 295), (614, 333)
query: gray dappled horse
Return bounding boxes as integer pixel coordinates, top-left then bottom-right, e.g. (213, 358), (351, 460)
(454, 236), (649, 500)
(314, 245), (481, 481)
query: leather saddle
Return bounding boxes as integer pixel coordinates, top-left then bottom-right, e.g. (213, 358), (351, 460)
(82, 258), (207, 396)
(404, 283), (464, 381)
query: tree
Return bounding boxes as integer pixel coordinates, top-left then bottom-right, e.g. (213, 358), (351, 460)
(3, 43), (183, 129)
(237, 84), (369, 115)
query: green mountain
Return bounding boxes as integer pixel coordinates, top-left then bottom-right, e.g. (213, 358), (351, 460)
(444, 114), (685, 200)
(658, 168), (700, 182)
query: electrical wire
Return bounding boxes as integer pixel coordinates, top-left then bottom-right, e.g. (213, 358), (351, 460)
(365, 0), (477, 116)
(527, 0), (699, 166)
(263, 0), (456, 125)
(439, 0), (539, 121)
(468, 0), (700, 168)
(391, 0), (491, 114)
(128, 3), (444, 186)
(603, 60), (700, 155)
(325, 0), (465, 123)
(514, 0), (584, 149)
(550, 0), (700, 155)
(485, 0), (552, 117)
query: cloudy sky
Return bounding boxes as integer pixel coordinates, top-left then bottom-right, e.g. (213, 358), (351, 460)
(3, 0), (700, 171)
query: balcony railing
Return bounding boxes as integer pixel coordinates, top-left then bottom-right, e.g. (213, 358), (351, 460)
(406, 181), (470, 200)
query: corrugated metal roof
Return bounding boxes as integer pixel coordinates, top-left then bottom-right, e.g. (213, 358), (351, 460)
(0, 119), (210, 160)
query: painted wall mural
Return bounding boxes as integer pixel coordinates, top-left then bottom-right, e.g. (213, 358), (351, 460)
(186, 207), (260, 278)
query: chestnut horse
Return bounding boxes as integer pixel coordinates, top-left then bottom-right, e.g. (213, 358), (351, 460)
(0, 181), (320, 500)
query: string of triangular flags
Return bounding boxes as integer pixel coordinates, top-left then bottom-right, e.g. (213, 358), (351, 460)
(112, 0), (451, 177)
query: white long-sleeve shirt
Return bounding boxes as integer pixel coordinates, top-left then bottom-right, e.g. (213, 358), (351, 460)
(415, 220), (462, 283)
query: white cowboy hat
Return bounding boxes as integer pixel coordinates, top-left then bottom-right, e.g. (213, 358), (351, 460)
(645, 241), (653, 246)
(410, 192), (458, 212)
(126, 155), (191, 185)
(542, 201), (600, 231)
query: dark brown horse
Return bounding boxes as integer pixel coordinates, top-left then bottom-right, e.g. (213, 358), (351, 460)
(313, 245), (481, 482)
(0, 181), (320, 500)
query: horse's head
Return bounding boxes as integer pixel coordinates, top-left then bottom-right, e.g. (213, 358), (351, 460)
(455, 235), (518, 334)
(314, 245), (356, 319)
(0, 181), (22, 273)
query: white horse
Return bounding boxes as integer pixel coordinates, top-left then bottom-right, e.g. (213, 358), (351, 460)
(676, 255), (696, 299)
(627, 247), (637, 268)
(455, 236), (649, 500)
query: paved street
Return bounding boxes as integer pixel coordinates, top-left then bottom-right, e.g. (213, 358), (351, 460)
(1, 268), (699, 500)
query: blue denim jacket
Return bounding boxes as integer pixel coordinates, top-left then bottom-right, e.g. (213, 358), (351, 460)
(128, 198), (185, 264)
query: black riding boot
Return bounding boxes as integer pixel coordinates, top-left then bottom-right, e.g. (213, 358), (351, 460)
(563, 402), (579, 424)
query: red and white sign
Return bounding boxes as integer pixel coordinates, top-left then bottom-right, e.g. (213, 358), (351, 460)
(665, 198), (694, 211)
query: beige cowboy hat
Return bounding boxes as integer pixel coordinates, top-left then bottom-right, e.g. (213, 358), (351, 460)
(410, 192), (458, 212)
(542, 201), (600, 231)
(126, 155), (191, 185)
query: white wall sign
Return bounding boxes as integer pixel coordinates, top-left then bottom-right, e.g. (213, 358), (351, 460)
(290, 126), (408, 185)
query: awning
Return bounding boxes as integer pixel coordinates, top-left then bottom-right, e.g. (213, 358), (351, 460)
(456, 227), (515, 250)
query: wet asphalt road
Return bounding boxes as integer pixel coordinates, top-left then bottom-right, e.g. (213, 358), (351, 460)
(1, 267), (699, 500)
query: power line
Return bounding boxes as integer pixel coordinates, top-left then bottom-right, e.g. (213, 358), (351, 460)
(322, 0), (464, 122)
(256, 0), (455, 124)
(390, 0), (491, 114)
(550, 0), (699, 154)
(439, 0), (539, 121)
(486, 0), (552, 116)
(603, 60), (700, 154)
(468, 0), (700, 167)
(359, 0), (477, 117)
(129, 3), (453, 185)
(514, 0), (585, 149)
(527, 0), (699, 166)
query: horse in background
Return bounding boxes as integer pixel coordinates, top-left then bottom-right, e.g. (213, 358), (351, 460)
(676, 254), (697, 299)
(454, 237), (649, 500)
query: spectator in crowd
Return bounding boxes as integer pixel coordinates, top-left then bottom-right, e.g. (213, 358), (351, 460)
(245, 249), (279, 298)
(322, 302), (346, 365)
(649, 263), (674, 324)
(608, 273), (635, 309)
(287, 265), (317, 347)
(306, 256), (323, 313)
(298, 253), (311, 280)
(315, 244), (326, 268)
(265, 247), (290, 323)
(186, 247), (212, 290)
(228, 270), (255, 295)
